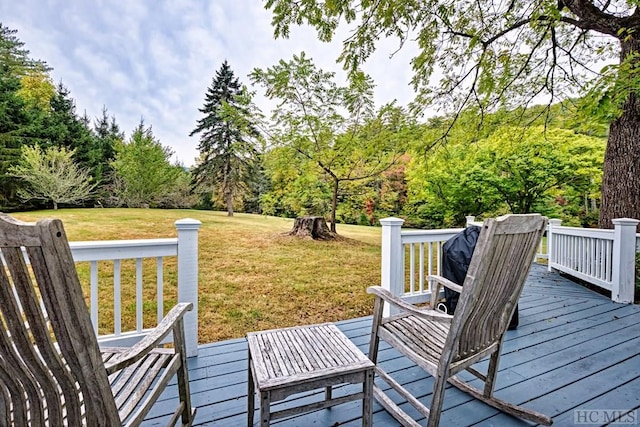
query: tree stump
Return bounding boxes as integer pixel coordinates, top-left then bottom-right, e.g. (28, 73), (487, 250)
(288, 216), (336, 240)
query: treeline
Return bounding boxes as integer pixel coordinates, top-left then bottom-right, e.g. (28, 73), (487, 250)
(1, 24), (607, 228)
(0, 24), (194, 211)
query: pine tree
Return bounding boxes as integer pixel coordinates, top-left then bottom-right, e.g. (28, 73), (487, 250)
(190, 60), (260, 216)
(0, 24), (50, 209)
(0, 23), (50, 76)
(0, 66), (28, 208)
(92, 106), (122, 184)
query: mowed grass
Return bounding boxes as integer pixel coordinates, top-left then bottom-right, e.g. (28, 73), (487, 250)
(12, 209), (382, 343)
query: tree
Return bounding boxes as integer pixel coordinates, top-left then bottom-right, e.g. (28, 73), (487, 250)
(0, 62), (29, 208)
(265, 1), (640, 230)
(41, 83), (96, 161)
(0, 24), (49, 76)
(91, 106), (122, 184)
(190, 60), (260, 216)
(261, 145), (332, 218)
(0, 24), (53, 209)
(407, 125), (605, 226)
(250, 53), (409, 232)
(9, 144), (95, 209)
(110, 120), (181, 207)
(474, 127), (604, 214)
(16, 70), (55, 111)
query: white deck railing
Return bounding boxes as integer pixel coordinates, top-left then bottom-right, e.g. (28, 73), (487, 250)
(380, 217), (461, 316)
(381, 216), (639, 311)
(547, 218), (639, 303)
(70, 218), (201, 357)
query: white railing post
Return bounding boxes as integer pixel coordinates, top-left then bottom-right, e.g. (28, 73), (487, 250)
(547, 219), (562, 272)
(465, 216), (476, 226)
(380, 217), (404, 317)
(611, 218), (639, 303)
(175, 218), (202, 357)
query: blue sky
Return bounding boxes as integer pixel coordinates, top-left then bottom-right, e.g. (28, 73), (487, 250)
(1, 0), (417, 166)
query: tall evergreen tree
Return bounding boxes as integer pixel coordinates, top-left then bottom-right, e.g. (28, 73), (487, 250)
(43, 84), (94, 154)
(92, 106), (122, 184)
(0, 24), (50, 209)
(0, 64), (29, 208)
(190, 60), (260, 216)
(0, 23), (49, 77)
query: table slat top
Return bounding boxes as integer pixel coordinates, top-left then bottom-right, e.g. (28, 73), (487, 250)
(247, 323), (374, 390)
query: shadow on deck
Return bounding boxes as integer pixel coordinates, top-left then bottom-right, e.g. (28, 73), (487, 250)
(144, 265), (640, 426)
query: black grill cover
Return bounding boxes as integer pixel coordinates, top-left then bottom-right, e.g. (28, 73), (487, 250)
(441, 224), (518, 330)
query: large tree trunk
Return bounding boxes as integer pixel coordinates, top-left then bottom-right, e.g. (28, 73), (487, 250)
(289, 216), (336, 239)
(599, 38), (640, 232)
(225, 190), (233, 217)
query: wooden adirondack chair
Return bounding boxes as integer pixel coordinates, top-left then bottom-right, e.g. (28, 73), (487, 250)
(0, 214), (196, 426)
(368, 214), (552, 426)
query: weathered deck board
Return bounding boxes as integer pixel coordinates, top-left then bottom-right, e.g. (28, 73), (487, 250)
(142, 265), (640, 426)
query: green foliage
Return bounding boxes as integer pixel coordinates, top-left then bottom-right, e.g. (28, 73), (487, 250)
(265, 0), (614, 114)
(9, 144), (95, 209)
(0, 24), (45, 209)
(578, 52), (640, 123)
(154, 167), (199, 209)
(476, 127), (602, 214)
(16, 71), (55, 111)
(190, 61), (261, 216)
(0, 23), (50, 76)
(110, 120), (182, 207)
(0, 24), (188, 211)
(251, 53), (410, 231)
(90, 107), (122, 186)
(0, 63), (30, 208)
(261, 147), (331, 217)
(264, 1), (640, 229)
(406, 124), (605, 227)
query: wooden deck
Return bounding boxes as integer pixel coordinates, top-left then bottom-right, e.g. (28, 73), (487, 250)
(142, 264), (640, 426)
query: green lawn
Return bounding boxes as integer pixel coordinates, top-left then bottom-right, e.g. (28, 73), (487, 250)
(12, 209), (382, 342)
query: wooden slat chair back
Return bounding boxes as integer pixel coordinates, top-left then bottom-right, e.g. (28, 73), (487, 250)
(450, 216), (545, 363)
(368, 214), (552, 426)
(0, 214), (195, 426)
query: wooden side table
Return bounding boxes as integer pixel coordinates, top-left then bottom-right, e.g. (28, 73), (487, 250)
(247, 323), (374, 427)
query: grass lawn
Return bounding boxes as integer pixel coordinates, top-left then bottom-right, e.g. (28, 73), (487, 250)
(12, 209), (382, 343)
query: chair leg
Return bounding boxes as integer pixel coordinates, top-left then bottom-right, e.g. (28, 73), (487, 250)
(483, 350), (500, 397)
(368, 297), (384, 363)
(173, 321), (195, 426)
(428, 371), (448, 426)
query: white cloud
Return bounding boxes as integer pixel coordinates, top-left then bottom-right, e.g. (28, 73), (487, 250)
(1, 0), (419, 166)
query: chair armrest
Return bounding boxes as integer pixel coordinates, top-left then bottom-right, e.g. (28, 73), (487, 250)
(104, 302), (193, 374)
(367, 286), (452, 323)
(427, 275), (463, 293)
(427, 275), (463, 309)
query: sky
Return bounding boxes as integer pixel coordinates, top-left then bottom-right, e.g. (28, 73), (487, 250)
(1, 0), (419, 166)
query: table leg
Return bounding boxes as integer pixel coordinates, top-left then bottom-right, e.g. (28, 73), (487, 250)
(325, 386), (332, 402)
(260, 391), (271, 427)
(362, 369), (374, 427)
(248, 353), (255, 427)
